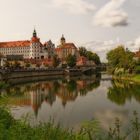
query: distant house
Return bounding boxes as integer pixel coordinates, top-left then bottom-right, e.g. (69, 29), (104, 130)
(24, 58), (53, 68)
(76, 56), (96, 67)
(76, 56), (87, 66)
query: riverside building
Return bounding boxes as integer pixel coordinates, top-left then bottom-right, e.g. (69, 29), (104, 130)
(55, 35), (79, 61)
(0, 29), (55, 60)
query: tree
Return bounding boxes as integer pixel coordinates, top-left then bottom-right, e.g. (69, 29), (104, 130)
(66, 54), (76, 68)
(86, 51), (101, 65)
(79, 47), (101, 65)
(52, 55), (60, 67)
(107, 46), (135, 73)
(79, 47), (87, 57)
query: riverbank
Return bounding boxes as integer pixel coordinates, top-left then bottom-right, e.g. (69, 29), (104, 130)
(0, 106), (139, 140)
(112, 74), (140, 84)
(0, 67), (98, 81)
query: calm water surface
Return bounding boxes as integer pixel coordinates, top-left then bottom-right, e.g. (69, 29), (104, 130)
(1, 74), (140, 130)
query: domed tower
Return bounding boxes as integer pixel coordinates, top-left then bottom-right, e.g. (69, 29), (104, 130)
(29, 29), (41, 59)
(60, 34), (66, 46)
(31, 29), (40, 42)
(33, 29), (37, 37)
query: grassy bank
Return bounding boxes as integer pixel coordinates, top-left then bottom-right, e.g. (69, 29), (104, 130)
(0, 106), (140, 140)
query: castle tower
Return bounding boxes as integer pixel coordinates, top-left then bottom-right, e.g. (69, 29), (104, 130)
(33, 29), (37, 38)
(30, 29), (41, 59)
(60, 34), (66, 46)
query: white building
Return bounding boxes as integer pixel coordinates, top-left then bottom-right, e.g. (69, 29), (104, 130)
(0, 30), (55, 60)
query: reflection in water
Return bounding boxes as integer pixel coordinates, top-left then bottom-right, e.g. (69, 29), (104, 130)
(1, 75), (140, 130)
(108, 80), (140, 105)
(1, 75), (100, 117)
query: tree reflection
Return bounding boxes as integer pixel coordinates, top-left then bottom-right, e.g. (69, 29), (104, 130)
(108, 80), (140, 105)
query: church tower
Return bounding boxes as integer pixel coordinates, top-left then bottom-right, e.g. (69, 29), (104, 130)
(60, 34), (66, 46)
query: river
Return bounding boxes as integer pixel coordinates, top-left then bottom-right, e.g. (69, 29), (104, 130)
(1, 74), (140, 131)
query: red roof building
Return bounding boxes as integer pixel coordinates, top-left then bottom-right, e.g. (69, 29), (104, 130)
(55, 35), (79, 61)
(76, 56), (87, 66)
(0, 29), (56, 61)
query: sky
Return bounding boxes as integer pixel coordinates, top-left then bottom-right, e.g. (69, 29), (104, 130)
(0, 0), (140, 61)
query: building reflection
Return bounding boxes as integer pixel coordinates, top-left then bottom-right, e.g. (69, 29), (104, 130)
(1, 75), (100, 116)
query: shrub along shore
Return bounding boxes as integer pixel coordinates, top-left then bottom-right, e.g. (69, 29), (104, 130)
(0, 106), (140, 140)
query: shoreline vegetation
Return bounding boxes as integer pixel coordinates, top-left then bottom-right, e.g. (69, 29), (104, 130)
(107, 45), (140, 85)
(0, 106), (140, 140)
(112, 74), (140, 84)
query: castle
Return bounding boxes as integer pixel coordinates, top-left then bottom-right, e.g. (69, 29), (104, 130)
(0, 29), (55, 60)
(0, 30), (95, 67)
(0, 30), (78, 61)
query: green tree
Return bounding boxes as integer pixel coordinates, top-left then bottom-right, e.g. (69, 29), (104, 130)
(79, 47), (87, 57)
(52, 55), (60, 67)
(107, 46), (135, 73)
(86, 51), (101, 65)
(66, 54), (76, 68)
(79, 47), (101, 65)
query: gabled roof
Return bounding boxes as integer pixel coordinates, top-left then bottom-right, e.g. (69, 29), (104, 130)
(43, 40), (54, 47)
(55, 43), (77, 51)
(0, 40), (30, 48)
(63, 43), (77, 49)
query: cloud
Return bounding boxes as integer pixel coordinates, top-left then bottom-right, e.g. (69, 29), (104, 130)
(51, 0), (96, 15)
(126, 37), (140, 52)
(94, 109), (128, 130)
(81, 36), (140, 62)
(93, 0), (128, 27)
(82, 40), (119, 61)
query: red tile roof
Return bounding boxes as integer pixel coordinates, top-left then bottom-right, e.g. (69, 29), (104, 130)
(31, 37), (40, 43)
(63, 43), (77, 49)
(0, 40), (30, 48)
(55, 43), (77, 52)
